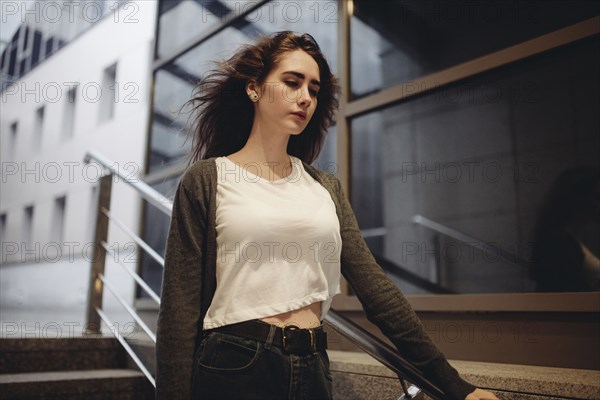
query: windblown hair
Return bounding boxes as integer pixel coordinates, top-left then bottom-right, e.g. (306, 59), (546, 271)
(182, 31), (340, 164)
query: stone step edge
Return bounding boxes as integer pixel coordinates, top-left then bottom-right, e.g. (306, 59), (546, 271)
(0, 369), (145, 384)
(327, 350), (600, 400)
(0, 369), (153, 398)
(0, 337), (120, 352)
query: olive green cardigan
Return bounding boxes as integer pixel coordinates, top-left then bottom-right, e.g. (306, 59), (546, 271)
(156, 157), (476, 400)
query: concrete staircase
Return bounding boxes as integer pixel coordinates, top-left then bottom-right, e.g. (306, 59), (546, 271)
(328, 350), (600, 400)
(0, 337), (154, 400)
(2, 336), (599, 400)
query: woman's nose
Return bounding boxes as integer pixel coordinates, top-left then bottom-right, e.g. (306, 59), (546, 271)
(298, 86), (312, 108)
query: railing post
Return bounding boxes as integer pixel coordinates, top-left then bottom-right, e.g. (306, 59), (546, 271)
(86, 174), (112, 334)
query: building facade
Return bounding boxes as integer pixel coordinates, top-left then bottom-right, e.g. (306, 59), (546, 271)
(1, 0), (598, 369)
(1, 0), (158, 330)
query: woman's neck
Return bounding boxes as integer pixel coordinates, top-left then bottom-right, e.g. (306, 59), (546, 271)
(236, 129), (291, 166)
(227, 131), (294, 181)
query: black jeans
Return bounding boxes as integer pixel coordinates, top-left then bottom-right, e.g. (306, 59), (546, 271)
(190, 324), (333, 399)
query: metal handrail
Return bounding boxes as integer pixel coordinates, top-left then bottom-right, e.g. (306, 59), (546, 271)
(98, 273), (157, 343)
(101, 208), (165, 267)
(375, 254), (456, 294)
(84, 150), (456, 399)
(96, 308), (156, 387)
(411, 214), (528, 266)
(101, 242), (161, 304)
(326, 311), (446, 400)
(84, 149), (172, 215)
(359, 227), (455, 294)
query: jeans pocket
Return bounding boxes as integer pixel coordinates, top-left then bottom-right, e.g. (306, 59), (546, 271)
(191, 333), (211, 390)
(197, 332), (263, 374)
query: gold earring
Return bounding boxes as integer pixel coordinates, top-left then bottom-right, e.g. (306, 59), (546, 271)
(249, 92), (259, 102)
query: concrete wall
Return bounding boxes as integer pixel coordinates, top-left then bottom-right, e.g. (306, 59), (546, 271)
(331, 310), (600, 371)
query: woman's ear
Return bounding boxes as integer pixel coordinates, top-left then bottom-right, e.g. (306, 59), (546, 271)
(246, 81), (261, 102)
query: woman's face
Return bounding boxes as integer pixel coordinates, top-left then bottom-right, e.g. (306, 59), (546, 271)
(250, 50), (320, 136)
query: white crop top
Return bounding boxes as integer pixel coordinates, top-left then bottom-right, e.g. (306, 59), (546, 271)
(202, 155), (342, 329)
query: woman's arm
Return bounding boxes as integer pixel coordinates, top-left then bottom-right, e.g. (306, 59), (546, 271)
(332, 177), (491, 400)
(156, 180), (206, 400)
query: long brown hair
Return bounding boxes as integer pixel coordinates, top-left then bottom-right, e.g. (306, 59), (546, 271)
(182, 31), (340, 164)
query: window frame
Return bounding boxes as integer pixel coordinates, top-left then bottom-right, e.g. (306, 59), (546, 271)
(146, 0), (600, 313)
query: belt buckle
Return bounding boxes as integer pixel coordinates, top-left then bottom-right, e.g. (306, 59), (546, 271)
(309, 328), (316, 352)
(282, 324), (299, 353)
(282, 325), (316, 353)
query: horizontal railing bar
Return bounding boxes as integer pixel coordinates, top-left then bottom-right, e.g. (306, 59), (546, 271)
(84, 150), (173, 216)
(101, 241), (161, 305)
(325, 310), (446, 400)
(375, 255), (456, 295)
(102, 208), (165, 267)
(360, 227), (387, 238)
(411, 214), (525, 266)
(96, 308), (156, 387)
(98, 273), (157, 343)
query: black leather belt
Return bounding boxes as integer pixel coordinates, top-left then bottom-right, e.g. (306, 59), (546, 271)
(204, 319), (327, 355)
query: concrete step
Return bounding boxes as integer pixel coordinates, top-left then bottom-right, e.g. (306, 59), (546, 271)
(0, 337), (125, 374)
(328, 350), (600, 400)
(0, 369), (154, 400)
(448, 359), (600, 400)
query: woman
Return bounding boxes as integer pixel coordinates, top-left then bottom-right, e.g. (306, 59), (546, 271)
(156, 31), (499, 400)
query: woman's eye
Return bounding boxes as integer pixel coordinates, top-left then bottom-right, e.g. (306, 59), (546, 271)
(284, 80), (318, 97)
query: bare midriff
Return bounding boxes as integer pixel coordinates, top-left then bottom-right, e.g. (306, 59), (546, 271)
(259, 301), (322, 329)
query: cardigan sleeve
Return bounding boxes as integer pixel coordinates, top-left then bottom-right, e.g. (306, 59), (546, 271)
(156, 179), (206, 400)
(333, 177), (476, 400)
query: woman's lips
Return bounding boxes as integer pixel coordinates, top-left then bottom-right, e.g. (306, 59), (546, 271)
(291, 112), (306, 120)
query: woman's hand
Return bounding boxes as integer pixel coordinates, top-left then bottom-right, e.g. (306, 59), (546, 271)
(465, 388), (500, 399)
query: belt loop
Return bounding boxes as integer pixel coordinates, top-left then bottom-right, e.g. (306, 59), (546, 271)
(264, 323), (276, 350)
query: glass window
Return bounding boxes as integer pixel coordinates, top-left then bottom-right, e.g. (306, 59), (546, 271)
(157, 0), (258, 59)
(350, 36), (599, 294)
(314, 125), (337, 175)
(19, 59), (26, 76)
(98, 63), (117, 123)
(33, 106), (44, 152)
(62, 85), (77, 140)
(148, 69), (194, 172)
(23, 205), (34, 247)
(244, 1), (338, 70)
(45, 37), (54, 58)
(163, 2), (337, 77)
(0, 214), (6, 244)
(350, 0), (600, 99)
(150, 0), (338, 172)
(9, 122), (18, 162)
(0, 47), (6, 71)
(31, 31), (42, 67)
(21, 27), (29, 52)
(8, 46), (17, 76)
(157, 0), (338, 62)
(51, 195), (67, 244)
